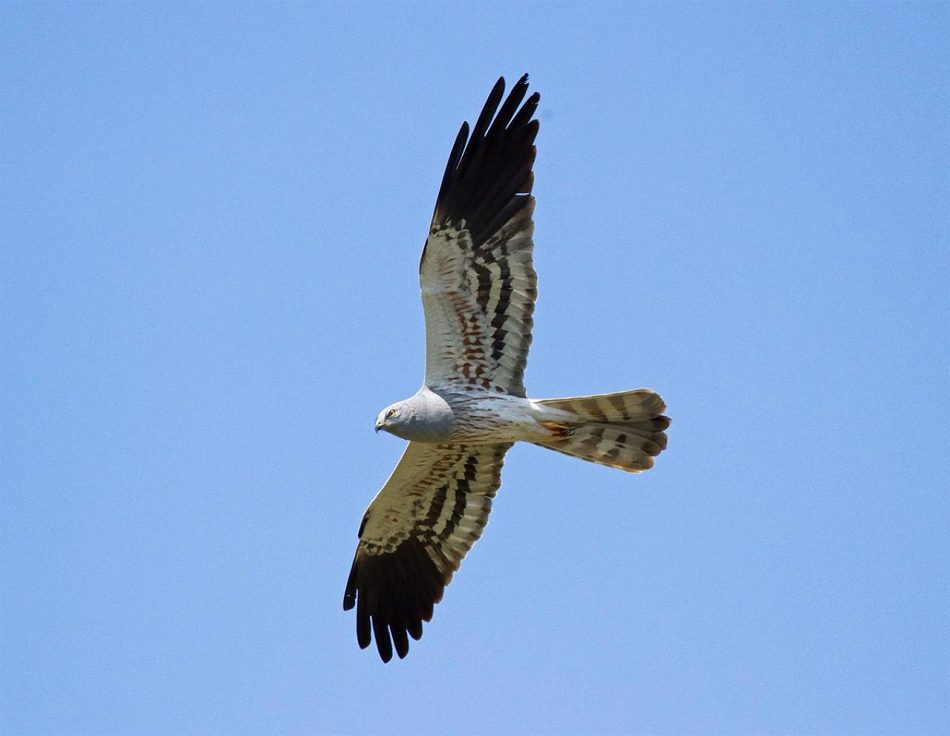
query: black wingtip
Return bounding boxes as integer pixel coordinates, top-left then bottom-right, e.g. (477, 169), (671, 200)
(343, 554), (358, 610)
(393, 626), (410, 659)
(430, 73), (541, 247)
(373, 616), (394, 663)
(345, 536), (450, 663)
(513, 74), (531, 103)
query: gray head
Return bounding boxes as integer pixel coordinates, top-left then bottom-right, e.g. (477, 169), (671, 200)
(374, 390), (454, 442)
(375, 400), (411, 437)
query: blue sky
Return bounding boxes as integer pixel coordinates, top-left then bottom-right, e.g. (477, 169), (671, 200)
(2, 2), (947, 734)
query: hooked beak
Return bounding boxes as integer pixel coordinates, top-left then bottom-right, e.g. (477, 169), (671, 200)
(375, 421), (382, 433)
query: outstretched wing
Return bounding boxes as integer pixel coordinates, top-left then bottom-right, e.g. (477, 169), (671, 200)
(343, 442), (511, 662)
(420, 75), (540, 397)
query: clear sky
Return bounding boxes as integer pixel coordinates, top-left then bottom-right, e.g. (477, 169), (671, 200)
(2, 2), (948, 734)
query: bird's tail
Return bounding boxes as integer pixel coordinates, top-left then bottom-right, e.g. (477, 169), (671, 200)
(532, 389), (669, 473)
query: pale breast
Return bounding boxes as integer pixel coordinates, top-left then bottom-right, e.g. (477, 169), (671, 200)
(436, 389), (545, 444)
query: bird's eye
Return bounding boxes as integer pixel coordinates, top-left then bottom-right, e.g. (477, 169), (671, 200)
(386, 408), (398, 419)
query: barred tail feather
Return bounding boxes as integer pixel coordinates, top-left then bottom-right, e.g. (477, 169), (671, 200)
(533, 390), (670, 473)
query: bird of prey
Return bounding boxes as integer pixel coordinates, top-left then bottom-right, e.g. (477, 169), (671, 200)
(344, 74), (669, 662)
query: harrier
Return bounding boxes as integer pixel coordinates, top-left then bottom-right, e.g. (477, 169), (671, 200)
(344, 75), (669, 662)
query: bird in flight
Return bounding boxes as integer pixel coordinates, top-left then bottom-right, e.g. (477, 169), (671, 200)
(344, 74), (669, 662)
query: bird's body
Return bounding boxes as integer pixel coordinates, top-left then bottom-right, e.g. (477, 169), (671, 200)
(344, 75), (670, 662)
(377, 387), (575, 444)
